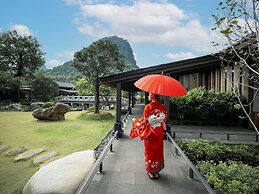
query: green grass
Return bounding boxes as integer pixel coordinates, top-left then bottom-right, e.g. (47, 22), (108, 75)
(0, 111), (115, 194)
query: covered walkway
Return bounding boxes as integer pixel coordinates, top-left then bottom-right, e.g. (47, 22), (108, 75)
(85, 104), (208, 194)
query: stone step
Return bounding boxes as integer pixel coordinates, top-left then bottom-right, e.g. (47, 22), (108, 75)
(40, 155), (65, 168)
(0, 145), (8, 152)
(15, 148), (45, 161)
(5, 146), (26, 156)
(33, 151), (58, 166)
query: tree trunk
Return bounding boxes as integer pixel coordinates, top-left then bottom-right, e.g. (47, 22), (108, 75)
(11, 85), (20, 102)
(94, 79), (100, 114)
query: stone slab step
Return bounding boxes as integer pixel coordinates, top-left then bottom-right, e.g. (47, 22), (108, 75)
(15, 148), (45, 161)
(40, 155), (64, 168)
(33, 151), (58, 166)
(0, 145), (8, 152)
(5, 146), (26, 156)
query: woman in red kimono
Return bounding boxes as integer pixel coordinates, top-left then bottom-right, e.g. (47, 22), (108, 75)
(130, 93), (168, 179)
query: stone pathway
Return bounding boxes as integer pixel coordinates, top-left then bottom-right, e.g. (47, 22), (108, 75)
(85, 104), (208, 194)
(33, 151), (58, 165)
(15, 148), (45, 161)
(5, 146), (26, 156)
(0, 144), (61, 167)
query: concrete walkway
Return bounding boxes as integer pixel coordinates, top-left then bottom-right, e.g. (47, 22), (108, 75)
(85, 104), (208, 194)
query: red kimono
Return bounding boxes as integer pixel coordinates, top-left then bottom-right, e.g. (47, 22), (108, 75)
(130, 101), (168, 174)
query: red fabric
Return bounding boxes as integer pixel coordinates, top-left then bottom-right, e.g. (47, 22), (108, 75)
(130, 101), (168, 173)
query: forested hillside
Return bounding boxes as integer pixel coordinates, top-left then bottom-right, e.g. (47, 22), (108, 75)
(42, 36), (138, 83)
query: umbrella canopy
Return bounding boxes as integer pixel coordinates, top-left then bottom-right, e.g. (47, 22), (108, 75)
(134, 74), (187, 97)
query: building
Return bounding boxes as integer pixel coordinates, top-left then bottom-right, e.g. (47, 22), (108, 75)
(100, 52), (259, 136)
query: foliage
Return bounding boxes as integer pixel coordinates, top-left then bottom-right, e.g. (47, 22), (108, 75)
(179, 139), (259, 193)
(73, 39), (125, 114)
(42, 101), (55, 108)
(0, 30), (45, 101)
(32, 74), (59, 102)
(79, 111), (115, 121)
(198, 161), (259, 194)
(42, 61), (82, 83)
(75, 77), (92, 96)
(170, 87), (242, 121)
(178, 139), (259, 166)
(211, 0), (259, 132)
(41, 36), (138, 83)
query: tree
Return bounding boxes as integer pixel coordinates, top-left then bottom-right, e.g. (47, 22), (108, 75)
(32, 74), (59, 102)
(73, 39), (125, 114)
(212, 0), (259, 133)
(0, 30), (45, 102)
(75, 77), (93, 96)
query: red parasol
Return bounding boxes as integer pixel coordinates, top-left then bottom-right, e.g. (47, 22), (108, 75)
(134, 73), (187, 97)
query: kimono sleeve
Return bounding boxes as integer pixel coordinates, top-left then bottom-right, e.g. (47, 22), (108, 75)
(130, 104), (154, 140)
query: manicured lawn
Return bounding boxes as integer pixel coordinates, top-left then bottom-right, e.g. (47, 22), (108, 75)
(0, 111), (115, 193)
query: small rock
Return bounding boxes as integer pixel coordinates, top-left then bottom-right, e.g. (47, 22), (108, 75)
(15, 148), (45, 161)
(5, 146), (26, 156)
(33, 151), (57, 166)
(0, 145), (8, 152)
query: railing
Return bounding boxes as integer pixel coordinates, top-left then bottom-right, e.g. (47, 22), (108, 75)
(166, 132), (216, 194)
(53, 95), (128, 104)
(172, 131), (259, 142)
(76, 111), (130, 194)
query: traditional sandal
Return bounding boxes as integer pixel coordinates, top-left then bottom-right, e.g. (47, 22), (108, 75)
(147, 172), (155, 179)
(154, 173), (159, 179)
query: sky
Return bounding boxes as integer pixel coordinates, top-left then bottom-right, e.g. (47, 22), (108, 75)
(0, 0), (223, 69)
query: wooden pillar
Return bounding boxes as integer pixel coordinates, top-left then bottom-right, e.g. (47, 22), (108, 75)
(131, 93), (135, 107)
(145, 92), (149, 104)
(114, 83), (123, 138)
(128, 92), (132, 114)
(164, 96), (171, 140)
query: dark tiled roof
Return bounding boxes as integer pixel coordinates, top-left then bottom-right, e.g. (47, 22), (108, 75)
(100, 54), (221, 92)
(55, 81), (75, 89)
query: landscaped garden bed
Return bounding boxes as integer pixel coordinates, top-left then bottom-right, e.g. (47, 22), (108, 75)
(178, 139), (259, 194)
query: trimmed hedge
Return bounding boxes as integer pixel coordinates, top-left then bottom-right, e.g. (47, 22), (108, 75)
(198, 161), (259, 194)
(178, 139), (259, 166)
(170, 87), (243, 122)
(178, 139), (259, 194)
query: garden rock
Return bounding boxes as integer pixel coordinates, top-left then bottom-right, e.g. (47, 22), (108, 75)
(33, 151), (57, 166)
(15, 148), (45, 161)
(0, 145), (8, 152)
(5, 103), (22, 111)
(32, 102), (71, 121)
(29, 102), (43, 111)
(5, 146), (26, 156)
(22, 150), (96, 194)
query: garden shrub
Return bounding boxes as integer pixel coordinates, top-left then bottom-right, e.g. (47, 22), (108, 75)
(42, 101), (55, 108)
(198, 161), (259, 194)
(178, 139), (259, 193)
(178, 139), (259, 166)
(79, 111), (115, 121)
(170, 87), (242, 121)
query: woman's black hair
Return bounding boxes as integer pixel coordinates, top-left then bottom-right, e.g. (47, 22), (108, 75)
(155, 94), (160, 101)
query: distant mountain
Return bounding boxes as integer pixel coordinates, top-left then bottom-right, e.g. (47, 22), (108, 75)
(43, 36), (138, 83)
(103, 36), (138, 71)
(43, 61), (82, 83)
